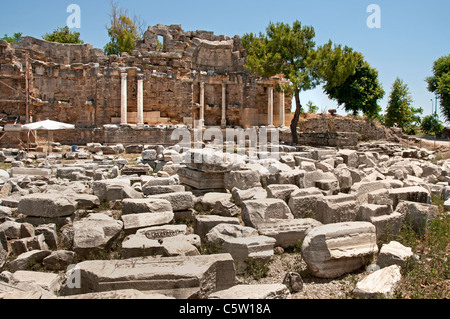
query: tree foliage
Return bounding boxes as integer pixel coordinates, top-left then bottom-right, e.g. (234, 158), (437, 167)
(421, 114), (443, 135)
(1, 32), (22, 43)
(242, 21), (357, 144)
(323, 52), (385, 119)
(42, 26), (84, 44)
(385, 78), (423, 133)
(306, 101), (318, 114)
(104, 1), (144, 56)
(426, 55), (450, 123)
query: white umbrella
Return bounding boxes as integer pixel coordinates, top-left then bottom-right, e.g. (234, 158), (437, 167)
(22, 120), (75, 153)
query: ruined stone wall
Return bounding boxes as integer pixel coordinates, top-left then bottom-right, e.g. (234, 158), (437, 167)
(0, 24), (292, 129)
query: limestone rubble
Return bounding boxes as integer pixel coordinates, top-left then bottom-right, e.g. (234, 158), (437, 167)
(0, 139), (448, 299)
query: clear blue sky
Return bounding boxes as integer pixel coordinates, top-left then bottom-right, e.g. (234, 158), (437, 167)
(1, 0), (449, 120)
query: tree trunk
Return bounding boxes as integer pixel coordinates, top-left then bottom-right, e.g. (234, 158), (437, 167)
(290, 89), (302, 145)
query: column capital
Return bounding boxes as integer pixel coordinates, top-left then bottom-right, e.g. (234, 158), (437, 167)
(121, 72), (128, 79)
(137, 73), (144, 80)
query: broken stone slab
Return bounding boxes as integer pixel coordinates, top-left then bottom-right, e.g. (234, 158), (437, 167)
(9, 249), (51, 271)
(353, 265), (402, 299)
(105, 183), (144, 201)
(389, 186), (431, 209)
(337, 149), (358, 168)
(0, 244), (7, 268)
(121, 211), (174, 234)
(11, 270), (62, 295)
(183, 149), (246, 172)
(213, 198), (240, 217)
(288, 188), (324, 219)
(300, 171), (337, 189)
(356, 204), (393, 221)
(266, 184), (300, 203)
(0, 221), (23, 240)
(58, 289), (174, 299)
(221, 235), (276, 274)
(121, 233), (200, 258)
(315, 194), (358, 224)
(18, 193), (77, 218)
(61, 254), (236, 299)
(92, 179), (131, 201)
(241, 199), (293, 229)
(194, 215), (241, 239)
(42, 250), (76, 271)
(256, 219), (322, 249)
(395, 200), (438, 233)
(35, 224), (58, 250)
(147, 192), (194, 211)
(302, 222), (378, 279)
(350, 181), (392, 206)
(10, 234), (49, 256)
(198, 192), (232, 212)
(178, 167), (226, 190)
(121, 198), (173, 215)
(370, 212), (405, 242)
(377, 241), (417, 269)
(209, 284), (290, 299)
(142, 185), (185, 196)
(72, 214), (123, 256)
(205, 224), (259, 244)
(56, 167), (86, 179)
(10, 167), (52, 177)
(224, 170), (261, 191)
(231, 187), (267, 207)
(67, 194), (100, 210)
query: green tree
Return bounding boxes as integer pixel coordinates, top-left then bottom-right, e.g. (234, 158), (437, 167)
(104, 1), (144, 56)
(421, 114), (443, 135)
(42, 26), (84, 44)
(306, 101), (318, 114)
(385, 78), (423, 133)
(242, 21), (357, 144)
(1, 32), (22, 43)
(323, 52), (385, 119)
(426, 55), (450, 123)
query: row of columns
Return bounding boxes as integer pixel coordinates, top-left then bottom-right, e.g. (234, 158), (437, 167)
(198, 82), (286, 129)
(121, 72), (144, 126)
(121, 74), (287, 128)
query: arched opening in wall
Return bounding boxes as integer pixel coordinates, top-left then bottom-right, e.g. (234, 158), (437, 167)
(157, 36), (164, 51)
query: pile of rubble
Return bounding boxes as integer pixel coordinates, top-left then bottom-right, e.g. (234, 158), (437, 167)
(0, 140), (448, 299)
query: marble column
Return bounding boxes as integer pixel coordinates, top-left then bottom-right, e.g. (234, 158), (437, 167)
(137, 74), (144, 127)
(120, 73), (128, 126)
(199, 82), (205, 128)
(221, 83), (227, 128)
(280, 87), (285, 127)
(268, 86), (274, 127)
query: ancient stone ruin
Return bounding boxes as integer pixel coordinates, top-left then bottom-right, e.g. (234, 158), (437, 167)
(0, 24), (449, 300)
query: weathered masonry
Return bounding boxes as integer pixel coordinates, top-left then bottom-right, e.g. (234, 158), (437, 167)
(0, 24), (292, 129)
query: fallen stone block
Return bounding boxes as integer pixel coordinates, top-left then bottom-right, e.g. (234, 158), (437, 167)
(11, 270), (62, 295)
(288, 188), (324, 219)
(121, 233), (200, 258)
(42, 250), (76, 271)
(121, 198), (173, 215)
(222, 235), (276, 274)
(198, 192), (232, 212)
(35, 224), (58, 250)
(213, 198), (240, 217)
(62, 254), (236, 299)
(9, 250), (51, 271)
(369, 212), (404, 242)
(256, 219), (322, 249)
(18, 193), (77, 218)
(209, 284), (290, 299)
(10, 167), (51, 177)
(377, 241), (417, 269)
(356, 204), (393, 221)
(241, 199), (293, 229)
(232, 187), (267, 207)
(353, 265), (402, 299)
(205, 224), (259, 244)
(315, 194), (358, 224)
(147, 192), (194, 211)
(121, 211), (174, 234)
(10, 234), (49, 255)
(267, 184), (300, 203)
(395, 200), (438, 233)
(73, 214), (123, 256)
(389, 186), (431, 209)
(302, 222), (378, 279)
(178, 167), (226, 190)
(142, 185), (185, 196)
(224, 170), (262, 191)
(58, 289), (174, 299)
(194, 215), (241, 239)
